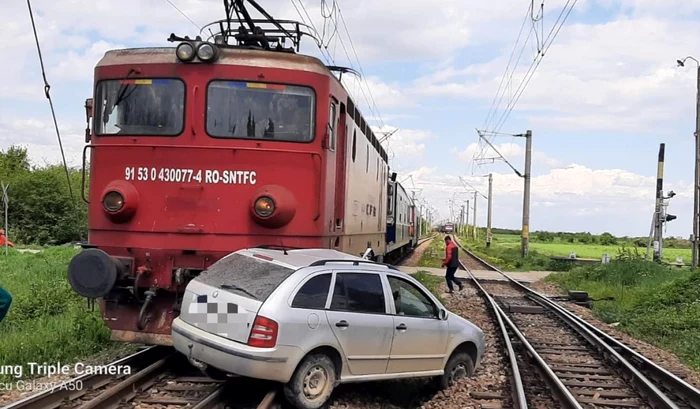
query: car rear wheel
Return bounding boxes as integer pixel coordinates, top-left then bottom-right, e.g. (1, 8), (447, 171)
(435, 352), (474, 390)
(283, 354), (336, 409)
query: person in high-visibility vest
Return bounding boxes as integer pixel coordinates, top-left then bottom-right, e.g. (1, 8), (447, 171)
(0, 229), (14, 248)
(0, 286), (12, 323)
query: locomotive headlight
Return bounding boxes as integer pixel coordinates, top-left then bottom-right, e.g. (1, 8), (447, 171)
(254, 196), (275, 217)
(176, 42), (196, 62)
(103, 191), (125, 212)
(196, 42), (218, 62)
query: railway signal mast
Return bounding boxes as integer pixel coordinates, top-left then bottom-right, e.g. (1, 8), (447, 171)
(647, 143), (677, 262)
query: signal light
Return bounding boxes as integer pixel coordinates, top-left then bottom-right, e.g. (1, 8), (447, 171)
(247, 315), (278, 348)
(254, 196), (275, 217)
(103, 191), (125, 212)
(176, 42), (196, 62)
(197, 42), (218, 62)
(176, 41), (219, 63)
(665, 214), (677, 222)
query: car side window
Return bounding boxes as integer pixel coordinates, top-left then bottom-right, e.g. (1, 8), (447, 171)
(330, 273), (386, 314)
(387, 276), (438, 319)
(291, 273), (332, 310)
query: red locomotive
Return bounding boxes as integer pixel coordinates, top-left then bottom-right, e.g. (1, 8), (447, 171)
(68, 0), (419, 345)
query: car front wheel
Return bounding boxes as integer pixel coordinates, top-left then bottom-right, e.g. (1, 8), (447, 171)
(435, 352), (474, 390)
(283, 353), (337, 409)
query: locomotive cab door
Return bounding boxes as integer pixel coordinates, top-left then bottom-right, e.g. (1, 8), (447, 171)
(333, 101), (347, 233)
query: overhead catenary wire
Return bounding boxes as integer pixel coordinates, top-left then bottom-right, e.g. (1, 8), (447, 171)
(489, 0), (577, 135)
(26, 0), (83, 239)
(164, 0), (202, 31)
(287, 0), (393, 164)
(472, 0), (577, 173)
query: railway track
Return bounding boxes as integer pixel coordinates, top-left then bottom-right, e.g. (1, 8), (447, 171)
(455, 238), (700, 409)
(3, 346), (278, 409)
(390, 234), (436, 266)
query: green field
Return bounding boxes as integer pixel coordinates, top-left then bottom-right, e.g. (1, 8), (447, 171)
(0, 247), (127, 383)
(491, 233), (691, 263)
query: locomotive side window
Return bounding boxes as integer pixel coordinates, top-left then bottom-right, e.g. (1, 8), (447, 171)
(329, 102), (337, 150)
(206, 81), (315, 142)
(95, 78), (185, 136)
(352, 130), (357, 162)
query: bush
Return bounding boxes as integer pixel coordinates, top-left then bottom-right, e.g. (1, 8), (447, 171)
(0, 145), (87, 246)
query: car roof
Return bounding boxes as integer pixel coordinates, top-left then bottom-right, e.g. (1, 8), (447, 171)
(234, 247), (398, 272)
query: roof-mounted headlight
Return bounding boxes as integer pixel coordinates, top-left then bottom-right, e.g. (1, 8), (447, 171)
(176, 42), (196, 62)
(197, 42), (219, 62)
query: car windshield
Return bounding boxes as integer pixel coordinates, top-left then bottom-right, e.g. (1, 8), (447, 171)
(206, 80), (315, 142)
(95, 79), (185, 136)
(195, 253), (295, 301)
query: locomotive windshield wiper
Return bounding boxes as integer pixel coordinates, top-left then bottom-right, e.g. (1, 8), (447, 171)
(219, 284), (258, 299)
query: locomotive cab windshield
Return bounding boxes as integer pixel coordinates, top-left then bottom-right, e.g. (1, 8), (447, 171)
(95, 78), (185, 136)
(207, 80), (315, 142)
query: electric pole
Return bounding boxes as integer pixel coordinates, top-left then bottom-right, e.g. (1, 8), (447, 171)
(487, 173), (493, 248)
(465, 200), (470, 239)
(473, 191), (478, 240)
(460, 205), (465, 237)
(521, 130), (532, 258)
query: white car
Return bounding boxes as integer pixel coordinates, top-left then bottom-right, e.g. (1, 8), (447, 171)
(171, 247), (485, 409)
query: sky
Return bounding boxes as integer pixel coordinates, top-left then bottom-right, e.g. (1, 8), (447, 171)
(1, 0), (700, 238)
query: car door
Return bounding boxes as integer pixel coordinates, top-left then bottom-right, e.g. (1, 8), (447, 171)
(324, 271), (394, 376)
(385, 274), (449, 373)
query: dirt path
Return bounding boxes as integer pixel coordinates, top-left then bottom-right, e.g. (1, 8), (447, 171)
(397, 236), (435, 267)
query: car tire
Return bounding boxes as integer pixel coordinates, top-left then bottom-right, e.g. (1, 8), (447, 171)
(435, 352), (474, 390)
(283, 354), (337, 409)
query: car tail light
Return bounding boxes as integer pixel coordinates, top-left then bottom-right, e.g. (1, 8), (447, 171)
(247, 315), (278, 348)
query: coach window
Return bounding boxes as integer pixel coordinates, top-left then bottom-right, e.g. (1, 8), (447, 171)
(95, 78), (185, 136)
(291, 273), (332, 310)
(330, 273), (386, 314)
(206, 81), (315, 142)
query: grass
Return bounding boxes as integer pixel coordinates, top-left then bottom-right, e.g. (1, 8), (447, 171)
(416, 236), (446, 268)
(457, 234), (560, 272)
(0, 247), (124, 383)
(491, 233), (691, 264)
(457, 232), (691, 272)
(545, 249), (700, 370)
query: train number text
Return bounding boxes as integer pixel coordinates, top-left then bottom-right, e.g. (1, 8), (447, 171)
(124, 167), (257, 184)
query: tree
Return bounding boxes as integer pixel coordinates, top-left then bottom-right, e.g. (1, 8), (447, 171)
(599, 232), (617, 246)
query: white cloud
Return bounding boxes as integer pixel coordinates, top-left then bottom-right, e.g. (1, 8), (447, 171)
(406, 163), (690, 237)
(342, 75), (417, 112)
(403, 16), (700, 132)
(0, 118), (85, 168)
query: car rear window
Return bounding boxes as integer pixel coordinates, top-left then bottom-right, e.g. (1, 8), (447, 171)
(196, 254), (295, 301)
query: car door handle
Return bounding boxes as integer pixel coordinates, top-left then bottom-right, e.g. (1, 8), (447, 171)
(396, 323), (407, 330)
(335, 320), (349, 328)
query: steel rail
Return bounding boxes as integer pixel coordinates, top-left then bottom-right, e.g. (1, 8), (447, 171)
(461, 264), (533, 409)
(76, 355), (173, 409)
(455, 238), (700, 409)
(2, 346), (170, 409)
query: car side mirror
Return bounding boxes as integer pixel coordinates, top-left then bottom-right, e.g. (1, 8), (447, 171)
(439, 309), (447, 320)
